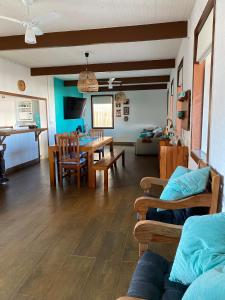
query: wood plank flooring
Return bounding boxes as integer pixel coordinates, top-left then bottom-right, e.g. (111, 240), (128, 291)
(0, 146), (171, 300)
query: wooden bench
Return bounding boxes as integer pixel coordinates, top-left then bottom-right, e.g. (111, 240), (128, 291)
(93, 150), (125, 190)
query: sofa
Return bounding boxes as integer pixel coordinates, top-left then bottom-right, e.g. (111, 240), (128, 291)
(125, 251), (188, 300)
(135, 127), (164, 156)
(135, 137), (160, 155)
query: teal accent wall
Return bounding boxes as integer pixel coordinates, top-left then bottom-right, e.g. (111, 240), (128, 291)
(54, 78), (84, 133)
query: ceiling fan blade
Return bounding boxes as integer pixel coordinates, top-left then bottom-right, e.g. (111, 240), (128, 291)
(25, 26), (37, 44)
(32, 26), (43, 36)
(0, 16), (23, 25)
(109, 77), (115, 84)
(32, 11), (60, 26)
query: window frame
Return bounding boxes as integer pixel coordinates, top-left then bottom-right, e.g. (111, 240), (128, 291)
(191, 0), (216, 163)
(91, 94), (114, 129)
(177, 58), (184, 89)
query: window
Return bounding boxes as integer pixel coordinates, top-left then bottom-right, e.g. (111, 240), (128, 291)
(91, 95), (114, 129)
(168, 79), (174, 120)
(177, 59), (184, 92)
(191, 1), (215, 162)
(176, 59), (184, 134)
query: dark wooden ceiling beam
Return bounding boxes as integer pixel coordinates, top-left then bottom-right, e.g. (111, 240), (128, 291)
(0, 21), (187, 51)
(64, 75), (170, 86)
(99, 84), (168, 92)
(31, 59), (175, 76)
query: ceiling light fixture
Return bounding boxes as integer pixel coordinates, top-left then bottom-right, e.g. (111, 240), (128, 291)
(77, 52), (99, 93)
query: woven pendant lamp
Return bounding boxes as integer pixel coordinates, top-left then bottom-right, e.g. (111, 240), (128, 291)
(77, 52), (99, 93)
(115, 91), (126, 104)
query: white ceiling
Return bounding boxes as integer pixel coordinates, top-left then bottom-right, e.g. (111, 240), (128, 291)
(0, 39), (181, 68)
(0, 0), (195, 80)
(58, 69), (173, 81)
(0, 0), (195, 36)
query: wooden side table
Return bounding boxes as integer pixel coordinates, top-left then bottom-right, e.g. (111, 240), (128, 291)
(160, 143), (189, 179)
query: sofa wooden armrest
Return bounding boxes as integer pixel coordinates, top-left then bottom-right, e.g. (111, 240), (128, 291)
(134, 219), (182, 256)
(140, 177), (168, 191)
(134, 220), (182, 243)
(134, 193), (212, 220)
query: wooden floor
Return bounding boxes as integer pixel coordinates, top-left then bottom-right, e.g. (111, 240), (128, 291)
(0, 146), (173, 300)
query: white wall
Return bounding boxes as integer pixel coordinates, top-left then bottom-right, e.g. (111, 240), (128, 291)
(0, 57), (56, 144)
(0, 57), (56, 168)
(169, 0), (225, 209)
(209, 0), (225, 208)
(84, 90), (167, 142)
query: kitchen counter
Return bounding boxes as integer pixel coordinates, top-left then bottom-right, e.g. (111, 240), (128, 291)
(0, 128), (48, 172)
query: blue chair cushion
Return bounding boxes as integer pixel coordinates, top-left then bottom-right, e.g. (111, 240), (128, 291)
(80, 151), (87, 157)
(127, 251), (188, 300)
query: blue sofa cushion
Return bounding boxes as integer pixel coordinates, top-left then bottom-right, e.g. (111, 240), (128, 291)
(127, 251), (188, 300)
(146, 206), (209, 226)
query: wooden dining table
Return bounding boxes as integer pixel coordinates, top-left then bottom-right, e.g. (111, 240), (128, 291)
(48, 136), (113, 188)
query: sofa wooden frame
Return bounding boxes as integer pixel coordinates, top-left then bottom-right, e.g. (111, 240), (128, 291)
(116, 161), (220, 300)
(134, 160), (220, 256)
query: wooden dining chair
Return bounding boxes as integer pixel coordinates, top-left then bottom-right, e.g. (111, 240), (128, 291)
(54, 133), (68, 145)
(70, 131), (87, 158)
(90, 129), (105, 160)
(58, 135), (87, 188)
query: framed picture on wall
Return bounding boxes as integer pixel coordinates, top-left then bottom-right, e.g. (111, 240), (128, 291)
(124, 99), (130, 105)
(116, 109), (121, 117)
(123, 106), (129, 115)
(124, 116), (129, 122)
(116, 103), (121, 108)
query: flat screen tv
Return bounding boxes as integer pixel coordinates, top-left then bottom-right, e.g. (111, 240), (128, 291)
(63, 97), (86, 119)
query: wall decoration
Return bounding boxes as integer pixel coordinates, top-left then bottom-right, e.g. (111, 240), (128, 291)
(124, 116), (129, 122)
(17, 80), (26, 92)
(116, 109), (121, 117)
(123, 106), (129, 115)
(124, 99), (130, 105)
(116, 103), (121, 108)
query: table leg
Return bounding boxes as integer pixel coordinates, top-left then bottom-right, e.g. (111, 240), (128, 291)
(109, 141), (114, 153)
(88, 151), (96, 188)
(48, 148), (56, 186)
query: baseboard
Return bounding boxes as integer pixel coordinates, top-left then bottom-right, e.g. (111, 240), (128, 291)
(6, 158), (40, 174)
(113, 142), (135, 146)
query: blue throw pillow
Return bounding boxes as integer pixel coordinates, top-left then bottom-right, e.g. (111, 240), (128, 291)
(160, 167), (210, 201)
(157, 166), (190, 211)
(169, 213), (225, 285)
(182, 266), (225, 300)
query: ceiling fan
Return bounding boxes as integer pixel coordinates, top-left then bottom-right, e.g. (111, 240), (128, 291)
(0, 0), (60, 44)
(99, 78), (122, 89)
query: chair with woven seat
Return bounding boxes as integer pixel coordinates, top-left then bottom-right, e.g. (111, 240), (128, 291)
(90, 129), (104, 160)
(58, 135), (87, 188)
(134, 160), (220, 256)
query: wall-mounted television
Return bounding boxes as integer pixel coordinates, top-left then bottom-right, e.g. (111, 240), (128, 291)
(63, 97), (86, 119)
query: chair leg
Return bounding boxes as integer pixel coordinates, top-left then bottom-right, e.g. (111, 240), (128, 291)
(99, 152), (101, 160)
(122, 152), (125, 167)
(104, 169), (108, 191)
(59, 165), (63, 187)
(102, 149), (105, 157)
(77, 168), (80, 189)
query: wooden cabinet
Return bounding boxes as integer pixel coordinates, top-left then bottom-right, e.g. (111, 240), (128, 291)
(160, 144), (189, 179)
